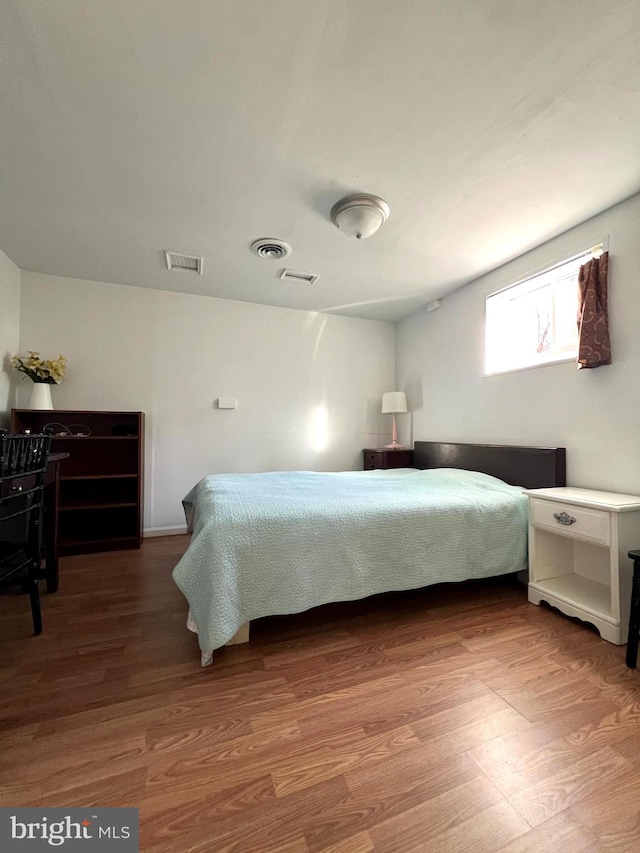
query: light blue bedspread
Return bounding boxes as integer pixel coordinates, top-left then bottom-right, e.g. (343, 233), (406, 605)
(172, 468), (528, 657)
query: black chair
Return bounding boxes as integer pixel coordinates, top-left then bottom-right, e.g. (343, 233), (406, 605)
(627, 550), (640, 668)
(0, 430), (52, 635)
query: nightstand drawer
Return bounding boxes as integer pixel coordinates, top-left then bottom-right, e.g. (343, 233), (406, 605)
(530, 498), (610, 545)
(364, 450), (382, 470)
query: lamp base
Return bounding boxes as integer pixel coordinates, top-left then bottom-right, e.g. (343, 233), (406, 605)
(384, 441), (406, 450)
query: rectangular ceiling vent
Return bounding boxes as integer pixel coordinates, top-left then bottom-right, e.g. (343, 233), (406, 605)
(165, 250), (204, 275)
(279, 268), (320, 285)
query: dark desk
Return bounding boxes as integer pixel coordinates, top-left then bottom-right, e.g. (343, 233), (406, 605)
(42, 452), (68, 593)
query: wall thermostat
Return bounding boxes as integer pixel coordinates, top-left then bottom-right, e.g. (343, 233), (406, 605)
(217, 398), (237, 409)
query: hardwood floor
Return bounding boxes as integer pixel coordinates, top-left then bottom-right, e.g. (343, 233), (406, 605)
(1, 536), (640, 851)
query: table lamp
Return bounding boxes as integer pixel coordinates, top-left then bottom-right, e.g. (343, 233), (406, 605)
(381, 391), (408, 449)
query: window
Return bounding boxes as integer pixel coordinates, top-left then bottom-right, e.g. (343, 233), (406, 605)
(485, 248), (601, 375)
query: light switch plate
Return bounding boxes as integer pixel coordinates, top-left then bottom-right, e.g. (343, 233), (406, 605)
(217, 398), (237, 409)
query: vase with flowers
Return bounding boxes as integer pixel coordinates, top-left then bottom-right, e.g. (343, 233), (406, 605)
(11, 351), (67, 410)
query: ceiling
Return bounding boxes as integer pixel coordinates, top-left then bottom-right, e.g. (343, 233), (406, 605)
(1, 1), (639, 322)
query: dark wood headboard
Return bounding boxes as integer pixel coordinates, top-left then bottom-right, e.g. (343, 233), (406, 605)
(413, 441), (566, 489)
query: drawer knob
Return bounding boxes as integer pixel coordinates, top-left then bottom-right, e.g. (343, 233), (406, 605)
(554, 511), (576, 526)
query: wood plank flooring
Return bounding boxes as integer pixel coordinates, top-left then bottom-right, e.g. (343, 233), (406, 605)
(2, 536), (640, 851)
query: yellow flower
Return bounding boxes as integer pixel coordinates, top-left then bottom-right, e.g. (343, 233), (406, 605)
(11, 352), (67, 384)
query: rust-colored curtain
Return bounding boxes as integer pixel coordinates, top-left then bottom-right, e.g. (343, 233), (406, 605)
(577, 251), (611, 369)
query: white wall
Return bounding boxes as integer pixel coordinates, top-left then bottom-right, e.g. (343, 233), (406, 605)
(0, 248), (21, 426)
(19, 272), (396, 531)
(397, 192), (640, 494)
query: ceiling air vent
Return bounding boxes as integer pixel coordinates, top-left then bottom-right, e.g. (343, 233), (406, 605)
(165, 251), (204, 275)
(279, 268), (320, 285)
(251, 238), (292, 260)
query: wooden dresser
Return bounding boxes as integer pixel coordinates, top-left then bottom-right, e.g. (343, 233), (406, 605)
(11, 409), (144, 555)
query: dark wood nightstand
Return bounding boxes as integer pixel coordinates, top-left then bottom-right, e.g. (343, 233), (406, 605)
(363, 448), (414, 470)
(626, 550), (640, 668)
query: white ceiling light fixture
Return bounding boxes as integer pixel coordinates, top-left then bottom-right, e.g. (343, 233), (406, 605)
(251, 238), (292, 260)
(330, 193), (390, 240)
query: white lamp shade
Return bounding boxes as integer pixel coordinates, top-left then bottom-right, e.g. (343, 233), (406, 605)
(381, 391), (407, 414)
(335, 205), (384, 239)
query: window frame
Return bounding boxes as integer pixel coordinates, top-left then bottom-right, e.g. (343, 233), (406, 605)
(484, 242), (605, 378)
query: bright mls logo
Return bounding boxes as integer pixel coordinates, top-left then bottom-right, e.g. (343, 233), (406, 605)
(0, 808), (138, 851)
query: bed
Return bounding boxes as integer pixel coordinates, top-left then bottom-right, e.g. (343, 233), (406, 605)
(173, 441), (566, 665)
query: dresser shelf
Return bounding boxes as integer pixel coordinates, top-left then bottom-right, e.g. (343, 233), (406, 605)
(60, 502), (138, 511)
(61, 473), (139, 481)
(47, 435), (139, 440)
(530, 574), (613, 621)
(59, 535), (139, 551)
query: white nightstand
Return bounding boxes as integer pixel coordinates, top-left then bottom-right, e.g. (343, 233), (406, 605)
(524, 487), (640, 645)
